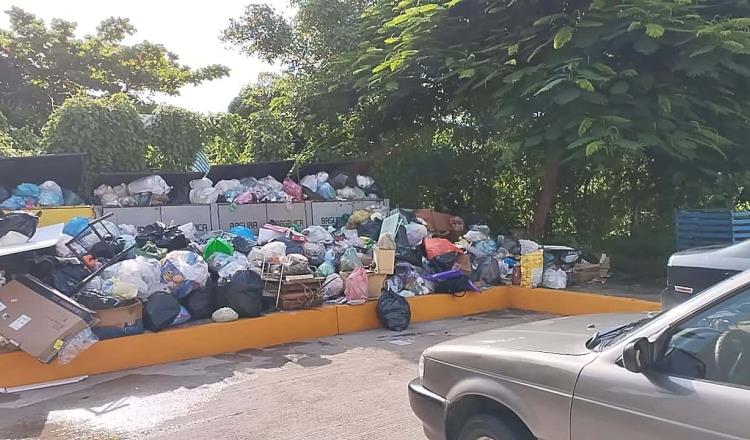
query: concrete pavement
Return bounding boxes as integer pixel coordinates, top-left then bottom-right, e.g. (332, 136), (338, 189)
(0, 310), (552, 440)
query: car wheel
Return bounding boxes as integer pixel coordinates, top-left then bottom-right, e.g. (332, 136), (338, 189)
(457, 414), (533, 440)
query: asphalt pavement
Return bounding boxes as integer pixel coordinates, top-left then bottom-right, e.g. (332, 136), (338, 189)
(0, 309), (553, 440)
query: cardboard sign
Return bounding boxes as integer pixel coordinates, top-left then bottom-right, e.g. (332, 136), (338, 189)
(216, 204), (267, 235)
(160, 205), (216, 234)
(0, 276), (95, 363)
(266, 202), (308, 230)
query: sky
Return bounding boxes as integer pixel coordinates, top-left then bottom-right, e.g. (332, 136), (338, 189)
(2, 0), (289, 114)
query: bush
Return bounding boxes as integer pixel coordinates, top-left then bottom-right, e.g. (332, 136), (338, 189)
(43, 94), (148, 186)
(145, 105), (211, 170)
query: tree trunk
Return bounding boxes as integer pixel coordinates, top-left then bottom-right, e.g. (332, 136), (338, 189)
(530, 150), (561, 238)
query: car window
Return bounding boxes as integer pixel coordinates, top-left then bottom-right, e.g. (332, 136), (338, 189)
(657, 287), (750, 387)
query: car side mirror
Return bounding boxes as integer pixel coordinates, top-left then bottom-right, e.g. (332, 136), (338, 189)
(622, 337), (653, 373)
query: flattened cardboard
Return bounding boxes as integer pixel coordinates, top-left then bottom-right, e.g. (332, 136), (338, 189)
(93, 301), (144, 340)
(0, 276), (95, 363)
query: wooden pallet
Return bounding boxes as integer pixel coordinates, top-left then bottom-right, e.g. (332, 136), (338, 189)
(264, 276), (324, 311)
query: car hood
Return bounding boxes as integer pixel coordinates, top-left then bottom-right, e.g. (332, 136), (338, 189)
(428, 313), (647, 356)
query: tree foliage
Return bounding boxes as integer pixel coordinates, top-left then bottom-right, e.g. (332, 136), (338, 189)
(0, 7), (229, 129)
(42, 94), (148, 185)
(145, 105), (212, 170)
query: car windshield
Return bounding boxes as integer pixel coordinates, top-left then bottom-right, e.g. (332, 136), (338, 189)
(586, 313), (661, 351)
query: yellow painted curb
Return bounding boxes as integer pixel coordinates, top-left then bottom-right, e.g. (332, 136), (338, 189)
(0, 287), (658, 389)
(508, 287), (661, 315)
(0, 307), (338, 389)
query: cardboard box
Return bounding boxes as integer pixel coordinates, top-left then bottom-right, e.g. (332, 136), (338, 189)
(266, 202), (308, 230)
(101, 206), (162, 233)
(310, 201), (354, 228)
(160, 205), (217, 234)
(455, 253), (472, 274)
(573, 263), (600, 283)
(367, 273), (388, 299)
(413, 209), (465, 241)
(374, 248), (395, 275)
(216, 203), (268, 235)
(0, 276), (95, 363)
(92, 301), (144, 340)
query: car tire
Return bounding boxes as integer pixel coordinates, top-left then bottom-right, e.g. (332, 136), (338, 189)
(457, 413), (533, 440)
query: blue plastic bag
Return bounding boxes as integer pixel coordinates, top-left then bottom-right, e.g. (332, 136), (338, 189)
(63, 216), (91, 237)
(171, 305), (192, 326)
(317, 182), (337, 200)
(13, 183), (40, 200)
(474, 239), (498, 256)
(229, 225), (256, 241)
(1, 196), (28, 210)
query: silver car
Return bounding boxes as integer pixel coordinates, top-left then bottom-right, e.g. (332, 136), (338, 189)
(409, 271), (750, 440)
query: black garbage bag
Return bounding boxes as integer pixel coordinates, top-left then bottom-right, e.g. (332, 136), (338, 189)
(0, 211), (39, 244)
(357, 219), (382, 241)
(232, 235), (254, 255)
(168, 186), (191, 205)
(377, 290), (411, 331)
(182, 278), (217, 320)
(89, 238), (126, 259)
(75, 289), (126, 310)
(217, 270), (263, 318)
(330, 172), (353, 189)
(430, 252), (459, 273)
(53, 262), (91, 296)
(136, 222), (189, 251)
(143, 291), (181, 331)
(0, 185), (8, 203)
(436, 275), (474, 294)
(273, 237), (304, 255)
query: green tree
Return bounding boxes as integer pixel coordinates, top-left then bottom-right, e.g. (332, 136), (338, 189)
(0, 7), (229, 129)
(145, 105), (211, 170)
(43, 94), (148, 186)
(355, 0), (750, 236)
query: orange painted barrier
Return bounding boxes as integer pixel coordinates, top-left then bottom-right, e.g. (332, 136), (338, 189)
(0, 287), (657, 389)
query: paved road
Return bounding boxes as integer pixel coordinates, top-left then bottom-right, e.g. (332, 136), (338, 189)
(0, 310), (552, 440)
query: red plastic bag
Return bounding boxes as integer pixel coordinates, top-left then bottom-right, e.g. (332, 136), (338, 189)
(424, 238), (463, 260)
(345, 267), (368, 305)
(283, 178), (303, 201)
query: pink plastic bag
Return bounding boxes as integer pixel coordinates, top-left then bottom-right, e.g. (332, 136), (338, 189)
(345, 267), (369, 305)
(235, 191), (255, 205)
(283, 178), (303, 201)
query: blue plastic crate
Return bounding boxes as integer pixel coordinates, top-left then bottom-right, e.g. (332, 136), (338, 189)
(675, 210), (750, 250)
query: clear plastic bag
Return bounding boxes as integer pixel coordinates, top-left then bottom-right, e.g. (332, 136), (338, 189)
(337, 186), (357, 200)
(39, 181), (64, 206)
(316, 171), (329, 183)
(260, 241), (287, 261)
(464, 225), (490, 243)
(303, 241), (326, 265)
(248, 247), (265, 267)
(190, 187), (220, 204)
(303, 225), (334, 244)
(215, 179), (242, 195)
(345, 267), (368, 304)
(102, 256), (163, 299)
(320, 273), (344, 300)
(282, 254), (310, 275)
(315, 261), (336, 278)
(128, 175), (171, 195)
(356, 175), (375, 189)
(159, 251), (210, 298)
(542, 267), (568, 289)
(57, 327), (98, 365)
(300, 175), (318, 192)
(340, 247), (363, 272)
(190, 177), (213, 190)
(212, 307), (239, 323)
(405, 223), (429, 246)
(377, 233), (396, 250)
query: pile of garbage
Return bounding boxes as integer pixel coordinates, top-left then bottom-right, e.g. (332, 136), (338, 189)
(93, 172), (383, 206)
(299, 171), (380, 201)
(0, 181), (85, 209)
(0, 203), (601, 365)
(94, 176), (172, 207)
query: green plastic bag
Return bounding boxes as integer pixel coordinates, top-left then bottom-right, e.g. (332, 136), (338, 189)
(203, 237), (234, 261)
